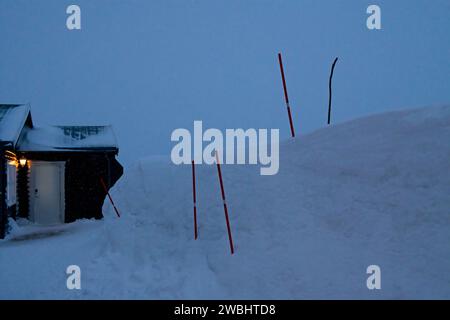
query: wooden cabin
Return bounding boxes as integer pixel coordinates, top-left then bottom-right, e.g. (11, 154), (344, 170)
(0, 104), (123, 238)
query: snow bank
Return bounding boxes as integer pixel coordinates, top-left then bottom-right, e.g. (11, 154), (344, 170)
(1, 105), (450, 299)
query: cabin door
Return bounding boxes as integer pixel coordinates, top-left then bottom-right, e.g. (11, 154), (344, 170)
(29, 161), (65, 225)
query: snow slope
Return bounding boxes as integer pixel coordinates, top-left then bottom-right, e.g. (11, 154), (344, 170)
(1, 105), (450, 299)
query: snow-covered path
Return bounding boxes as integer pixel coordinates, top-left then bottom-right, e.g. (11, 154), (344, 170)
(1, 105), (450, 299)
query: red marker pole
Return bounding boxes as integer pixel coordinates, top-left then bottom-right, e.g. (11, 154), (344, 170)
(191, 160), (198, 240)
(278, 53), (296, 138)
(215, 151), (235, 255)
(100, 177), (121, 218)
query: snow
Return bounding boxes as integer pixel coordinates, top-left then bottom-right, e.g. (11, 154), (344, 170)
(1, 105), (450, 299)
(17, 125), (118, 151)
(0, 104), (30, 146)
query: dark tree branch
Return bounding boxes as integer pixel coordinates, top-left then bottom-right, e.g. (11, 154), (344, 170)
(328, 57), (339, 125)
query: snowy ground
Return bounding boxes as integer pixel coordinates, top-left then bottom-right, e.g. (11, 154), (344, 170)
(1, 105), (450, 299)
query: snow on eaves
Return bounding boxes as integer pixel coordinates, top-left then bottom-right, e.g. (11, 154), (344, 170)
(17, 125), (118, 152)
(0, 104), (31, 147)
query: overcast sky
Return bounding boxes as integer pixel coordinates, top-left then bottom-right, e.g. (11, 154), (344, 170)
(1, 0), (449, 164)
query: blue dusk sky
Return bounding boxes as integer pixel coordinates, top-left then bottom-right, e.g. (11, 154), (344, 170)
(0, 0), (449, 163)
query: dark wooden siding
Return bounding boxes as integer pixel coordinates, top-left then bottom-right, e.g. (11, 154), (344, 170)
(16, 164), (29, 218)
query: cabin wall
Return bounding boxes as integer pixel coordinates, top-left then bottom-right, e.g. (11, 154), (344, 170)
(64, 153), (120, 222)
(16, 152), (123, 223)
(17, 164), (29, 219)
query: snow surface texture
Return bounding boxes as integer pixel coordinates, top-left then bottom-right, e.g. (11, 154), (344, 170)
(1, 105), (450, 299)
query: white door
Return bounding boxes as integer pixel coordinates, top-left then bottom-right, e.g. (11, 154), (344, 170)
(30, 161), (65, 225)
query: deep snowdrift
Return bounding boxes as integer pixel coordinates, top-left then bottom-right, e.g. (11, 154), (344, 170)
(1, 105), (450, 299)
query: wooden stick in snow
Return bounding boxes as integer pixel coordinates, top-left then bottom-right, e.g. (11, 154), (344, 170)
(100, 177), (121, 218)
(278, 53), (296, 138)
(328, 57), (339, 125)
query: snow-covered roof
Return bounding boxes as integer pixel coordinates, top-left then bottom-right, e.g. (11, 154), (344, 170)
(0, 104), (118, 152)
(17, 125), (118, 152)
(0, 104), (32, 147)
